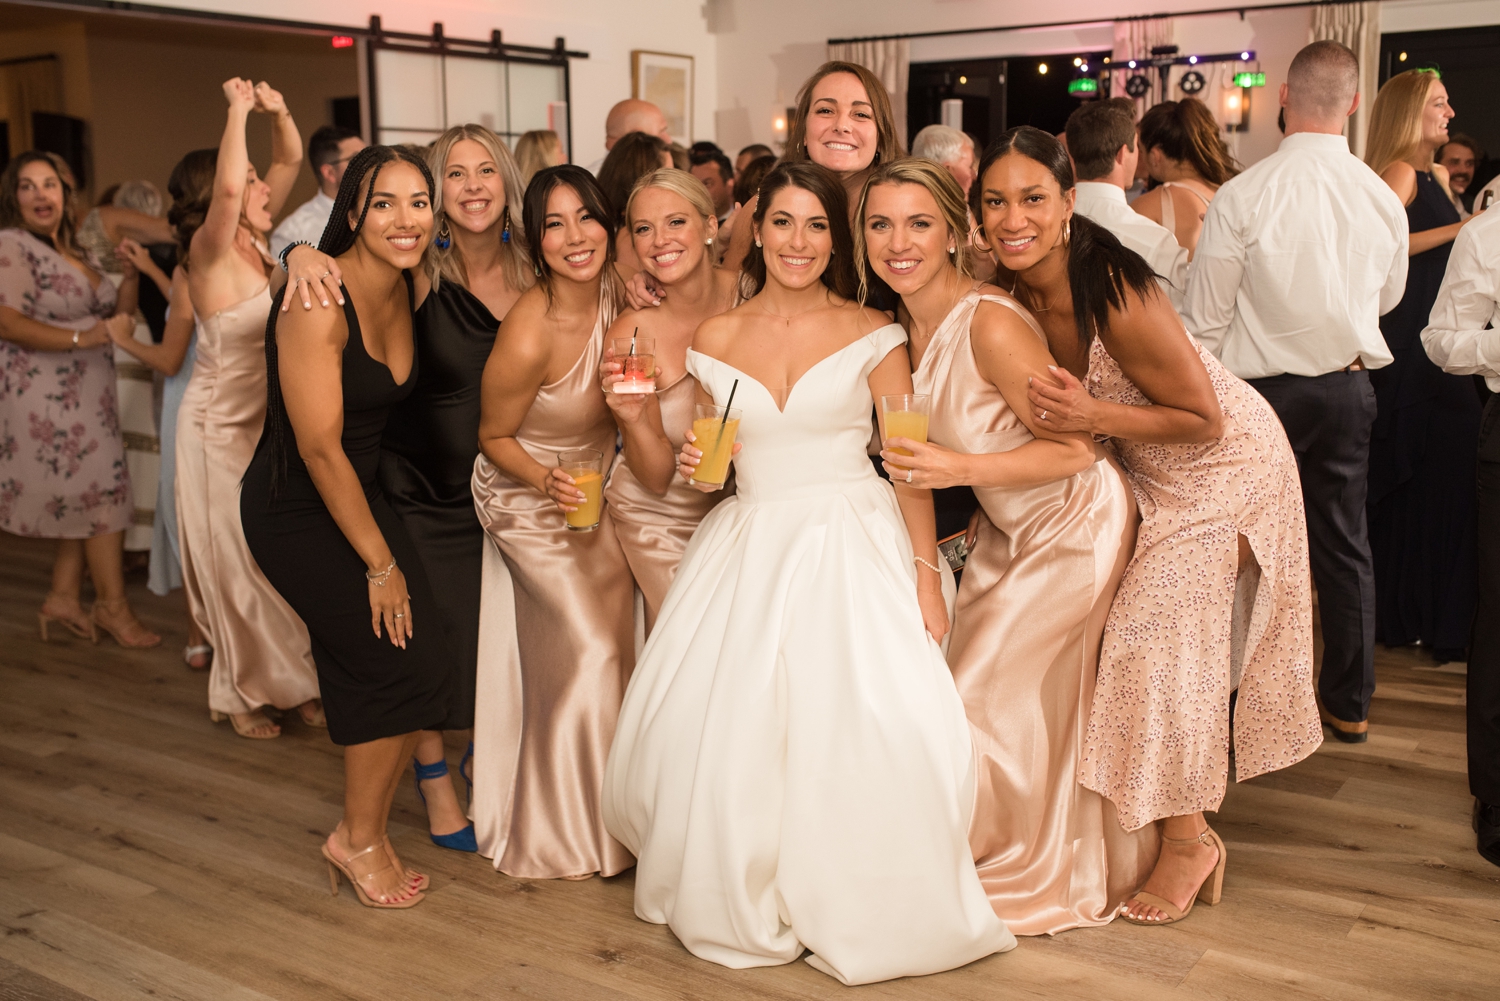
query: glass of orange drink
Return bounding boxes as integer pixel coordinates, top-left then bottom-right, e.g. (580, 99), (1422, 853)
(611, 336), (656, 394)
(558, 448), (605, 531)
(690, 404), (741, 489)
(881, 394), (931, 473)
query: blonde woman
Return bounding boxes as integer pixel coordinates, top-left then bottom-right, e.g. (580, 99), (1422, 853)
(515, 130), (564, 187)
(598, 169), (739, 631)
(293, 122), (534, 850)
(1365, 69), (1480, 662)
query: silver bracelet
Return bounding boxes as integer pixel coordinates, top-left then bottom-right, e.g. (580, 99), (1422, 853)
(366, 559), (397, 586)
(72, 329), (81, 348)
(913, 555), (942, 574)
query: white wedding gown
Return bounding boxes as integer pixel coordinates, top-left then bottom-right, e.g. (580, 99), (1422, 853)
(602, 324), (1015, 985)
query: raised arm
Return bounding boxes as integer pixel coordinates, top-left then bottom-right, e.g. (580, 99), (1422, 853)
(108, 265), (196, 375)
(96, 205), (174, 247)
(196, 78), (257, 266)
(253, 82), (304, 218)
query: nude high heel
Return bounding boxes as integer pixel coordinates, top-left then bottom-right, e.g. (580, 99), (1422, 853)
(38, 594), (96, 643)
(90, 599), (162, 649)
(322, 840), (425, 909)
(1121, 826), (1227, 926)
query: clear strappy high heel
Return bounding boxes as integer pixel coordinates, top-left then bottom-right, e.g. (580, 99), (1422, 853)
(322, 840), (425, 909)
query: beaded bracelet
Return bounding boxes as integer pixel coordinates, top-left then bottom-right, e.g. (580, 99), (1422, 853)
(278, 240), (313, 274)
(913, 555), (942, 574)
(366, 559), (397, 587)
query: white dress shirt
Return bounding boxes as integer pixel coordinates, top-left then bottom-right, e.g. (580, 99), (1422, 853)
(1183, 132), (1409, 379)
(270, 191), (336, 259)
(1421, 204), (1500, 392)
(1073, 181), (1191, 310)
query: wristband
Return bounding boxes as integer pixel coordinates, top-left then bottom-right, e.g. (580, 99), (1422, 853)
(278, 240), (313, 274)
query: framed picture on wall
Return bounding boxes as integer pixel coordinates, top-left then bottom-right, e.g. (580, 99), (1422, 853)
(631, 50), (693, 145)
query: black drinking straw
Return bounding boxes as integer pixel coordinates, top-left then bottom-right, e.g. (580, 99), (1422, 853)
(720, 379), (739, 433)
(629, 327), (637, 357)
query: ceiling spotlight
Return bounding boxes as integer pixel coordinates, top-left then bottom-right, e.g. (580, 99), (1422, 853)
(1038, 62), (1049, 75)
(1399, 51), (1408, 61)
(958, 75), (967, 84)
(1103, 56), (1111, 64)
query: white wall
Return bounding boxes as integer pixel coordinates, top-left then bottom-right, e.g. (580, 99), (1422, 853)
(165, 0), (718, 169)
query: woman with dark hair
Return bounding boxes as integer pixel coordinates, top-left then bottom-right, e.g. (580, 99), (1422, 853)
(469, 164), (635, 880)
(858, 157), (1156, 934)
(978, 127), (1317, 926)
(241, 143), (449, 908)
(1132, 97), (1238, 256)
(597, 131), (674, 270)
(603, 161), (1013, 984)
(0, 150), (157, 647)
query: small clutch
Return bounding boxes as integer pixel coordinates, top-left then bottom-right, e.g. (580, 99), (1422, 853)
(938, 531), (969, 572)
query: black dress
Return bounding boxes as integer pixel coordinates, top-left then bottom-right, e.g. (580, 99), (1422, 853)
(377, 279), (496, 731)
(1368, 169), (1480, 658)
(241, 280), (453, 746)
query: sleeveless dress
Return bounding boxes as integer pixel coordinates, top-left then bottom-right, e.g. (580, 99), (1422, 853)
(1369, 169), (1479, 657)
(604, 372), (731, 632)
(378, 280), (497, 730)
(1156, 180), (1213, 251)
(603, 324), (1015, 986)
(240, 283), (452, 746)
(469, 294), (636, 879)
(178, 285), (317, 716)
(148, 327), (196, 597)
(914, 290), (1157, 934)
(1080, 327), (1320, 831)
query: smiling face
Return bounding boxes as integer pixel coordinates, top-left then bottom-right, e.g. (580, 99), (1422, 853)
(349, 160), (432, 269)
(755, 184), (833, 291)
(15, 159), (66, 237)
(630, 186), (715, 285)
(442, 138), (507, 235)
(804, 71), (879, 176)
(1422, 79), (1455, 150)
(863, 181), (956, 295)
(976, 152), (1074, 273)
(1439, 140), (1477, 193)
(242, 164), (274, 233)
(541, 182), (609, 283)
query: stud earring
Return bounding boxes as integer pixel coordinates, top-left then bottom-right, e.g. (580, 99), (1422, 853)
(706, 238), (713, 245)
(755, 238), (762, 248)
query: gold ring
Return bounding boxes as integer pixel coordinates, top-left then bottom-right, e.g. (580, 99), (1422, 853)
(394, 612), (405, 619)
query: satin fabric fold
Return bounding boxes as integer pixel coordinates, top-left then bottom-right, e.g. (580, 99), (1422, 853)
(914, 291), (1157, 935)
(470, 296), (636, 878)
(176, 285), (317, 715)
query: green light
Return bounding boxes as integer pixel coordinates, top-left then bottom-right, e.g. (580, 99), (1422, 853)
(1067, 78), (1099, 94)
(1232, 71), (1266, 88)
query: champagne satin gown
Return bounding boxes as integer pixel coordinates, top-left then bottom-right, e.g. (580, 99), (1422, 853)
(914, 291), (1157, 934)
(470, 297), (636, 878)
(177, 284), (317, 717)
(605, 373), (730, 632)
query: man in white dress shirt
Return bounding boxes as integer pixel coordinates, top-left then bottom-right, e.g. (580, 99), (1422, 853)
(1066, 98), (1190, 310)
(1421, 205), (1500, 868)
(1184, 40), (1409, 744)
(270, 126), (366, 258)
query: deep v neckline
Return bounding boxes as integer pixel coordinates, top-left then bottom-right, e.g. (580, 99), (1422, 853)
(690, 333), (876, 414)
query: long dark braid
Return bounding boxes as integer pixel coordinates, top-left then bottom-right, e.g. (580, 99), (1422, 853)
(260, 144), (435, 495)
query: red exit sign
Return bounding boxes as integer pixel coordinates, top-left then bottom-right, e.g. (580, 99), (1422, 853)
(331, 35), (355, 49)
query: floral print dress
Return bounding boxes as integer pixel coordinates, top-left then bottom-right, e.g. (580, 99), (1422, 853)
(0, 228), (132, 538)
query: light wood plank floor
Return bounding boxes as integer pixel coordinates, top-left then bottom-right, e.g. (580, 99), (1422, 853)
(1, 531), (1495, 1000)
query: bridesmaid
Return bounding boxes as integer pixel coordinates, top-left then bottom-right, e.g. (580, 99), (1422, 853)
(982, 127), (1318, 925)
(471, 165), (635, 879)
(179, 78), (319, 738)
(860, 158), (1155, 933)
(600, 168), (739, 631)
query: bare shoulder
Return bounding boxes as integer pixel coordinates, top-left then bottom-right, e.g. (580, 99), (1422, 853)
(276, 286), (346, 348)
(1380, 160), (1419, 204)
(853, 301), (894, 336)
(691, 310), (737, 355)
(971, 290), (1043, 348)
(1132, 187), (1164, 217)
(608, 304), (651, 340)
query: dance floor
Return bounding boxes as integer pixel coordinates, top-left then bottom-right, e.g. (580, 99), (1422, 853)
(0, 531), (1495, 1000)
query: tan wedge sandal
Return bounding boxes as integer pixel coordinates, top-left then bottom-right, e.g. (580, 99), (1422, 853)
(1121, 826), (1227, 925)
(322, 841), (425, 909)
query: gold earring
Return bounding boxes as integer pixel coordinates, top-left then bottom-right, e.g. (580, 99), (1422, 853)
(1064, 217), (1072, 246)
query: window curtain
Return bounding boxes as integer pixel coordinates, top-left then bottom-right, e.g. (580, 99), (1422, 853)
(1112, 17), (1175, 118)
(826, 39), (910, 151)
(0, 56), (63, 156)
(1310, 2), (1381, 158)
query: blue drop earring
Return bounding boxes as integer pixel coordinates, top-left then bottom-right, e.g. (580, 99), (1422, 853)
(434, 217), (452, 250)
(501, 210), (511, 244)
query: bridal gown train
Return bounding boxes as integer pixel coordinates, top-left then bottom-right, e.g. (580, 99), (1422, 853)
(602, 323), (1014, 986)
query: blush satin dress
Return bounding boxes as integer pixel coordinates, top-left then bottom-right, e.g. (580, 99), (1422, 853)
(470, 293), (637, 879)
(913, 290), (1157, 934)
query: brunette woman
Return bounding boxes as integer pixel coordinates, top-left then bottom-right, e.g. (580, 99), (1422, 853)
(598, 131), (674, 270)
(600, 168), (739, 630)
(0, 151), (157, 647)
(986, 127), (1318, 925)
(241, 144), (450, 908)
(1365, 69), (1479, 661)
(470, 165), (635, 879)
(1131, 97), (1238, 256)
(860, 157), (1156, 933)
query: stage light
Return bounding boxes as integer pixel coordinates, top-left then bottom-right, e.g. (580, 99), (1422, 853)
(1233, 71), (1267, 88)
(959, 75), (967, 84)
(1128, 60), (1137, 69)
(331, 35), (354, 49)
(1073, 57), (1082, 67)
(1241, 51), (1250, 61)
(1038, 62), (1048, 74)
(1399, 51), (1408, 61)
(1189, 55), (1198, 65)
(1103, 57), (1111, 64)
(1068, 78), (1099, 95)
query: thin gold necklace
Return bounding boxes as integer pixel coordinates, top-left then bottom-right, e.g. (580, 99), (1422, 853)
(758, 289), (830, 325)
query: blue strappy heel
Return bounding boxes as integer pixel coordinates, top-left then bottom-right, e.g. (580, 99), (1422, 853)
(413, 758), (478, 853)
(459, 741), (474, 800)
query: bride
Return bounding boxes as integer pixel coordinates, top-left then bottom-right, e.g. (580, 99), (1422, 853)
(602, 161), (1013, 985)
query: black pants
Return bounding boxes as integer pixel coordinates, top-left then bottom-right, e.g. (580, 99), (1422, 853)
(1249, 371), (1377, 723)
(1471, 395), (1500, 803)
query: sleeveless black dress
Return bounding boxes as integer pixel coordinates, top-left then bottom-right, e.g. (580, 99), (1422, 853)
(1369, 169), (1480, 658)
(378, 280), (497, 731)
(241, 278), (453, 746)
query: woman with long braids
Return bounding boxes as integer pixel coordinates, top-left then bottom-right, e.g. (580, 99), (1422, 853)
(979, 127), (1317, 926)
(241, 144), (451, 908)
(290, 123), (533, 853)
(599, 168), (739, 631)
(859, 157), (1156, 933)
(469, 165), (635, 880)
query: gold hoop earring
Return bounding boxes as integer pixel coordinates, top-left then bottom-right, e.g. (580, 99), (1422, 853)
(1063, 217), (1072, 247)
(971, 226), (992, 254)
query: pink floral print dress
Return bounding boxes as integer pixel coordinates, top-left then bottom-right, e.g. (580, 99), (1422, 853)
(0, 228), (132, 538)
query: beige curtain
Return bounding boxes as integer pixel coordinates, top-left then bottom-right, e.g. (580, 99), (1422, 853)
(0, 56), (63, 154)
(1112, 17), (1175, 118)
(826, 39), (910, 151)
(1311, 2), (1381, 158)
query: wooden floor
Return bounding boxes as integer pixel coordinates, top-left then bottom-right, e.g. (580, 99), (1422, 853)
(1, 531), (1495, 1001)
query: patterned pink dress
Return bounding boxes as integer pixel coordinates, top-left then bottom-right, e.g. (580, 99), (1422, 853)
(1080, 327), (1320, 831)
(0, 228), (131, 539)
